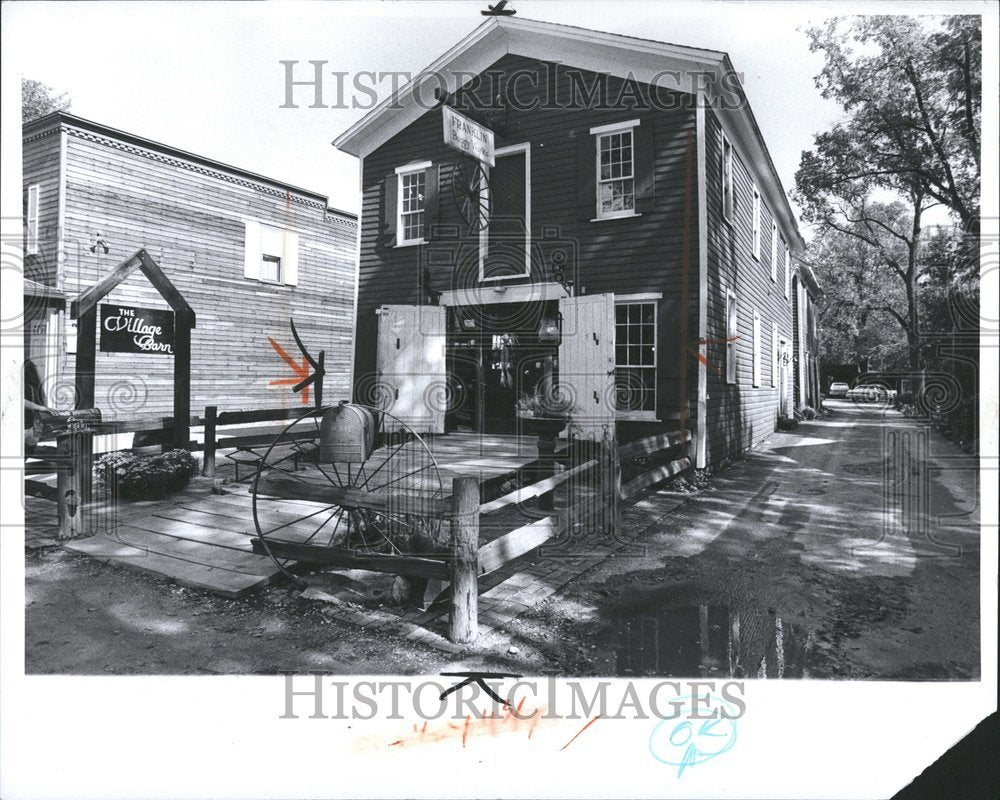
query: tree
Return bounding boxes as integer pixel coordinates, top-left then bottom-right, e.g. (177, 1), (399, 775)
(802, 204), (914, 371)
(22, 79), (70, 122)
(795, 15), (981, 374)
(801, 15), (981, 229)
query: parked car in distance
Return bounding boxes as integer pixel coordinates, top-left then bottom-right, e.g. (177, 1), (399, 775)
(827, 382), (850, 398)
(847, 383), (894, 403)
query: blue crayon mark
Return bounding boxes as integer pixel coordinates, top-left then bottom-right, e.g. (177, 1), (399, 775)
(648, 695), (738, 777)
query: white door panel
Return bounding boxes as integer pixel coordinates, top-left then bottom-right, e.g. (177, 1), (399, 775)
(558, 293), (616, 441)
(376, 305), (447, 433)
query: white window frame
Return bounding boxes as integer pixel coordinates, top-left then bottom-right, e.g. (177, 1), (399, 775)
(770, 221), (778, 282)
(784, 244), (791, 300)
(592, 119), (641, 221)
(395, 160), (431, 247)
(614, 295), (658, 420)
(752, 309), (761, 388)
(726, 288), (738, 385)
(771, 321), (779, 387)
(752, 186), (761, 260)
(479, 143), (531, 282)
(260, 253), (282, 285)
(26, 184), (40, 255)
(720, 133), (734, 224)
(244, 220), (299, 286)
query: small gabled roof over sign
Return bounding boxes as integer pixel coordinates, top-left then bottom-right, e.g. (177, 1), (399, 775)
(71, 249), (196, 326)
(332, 16), (804, 252)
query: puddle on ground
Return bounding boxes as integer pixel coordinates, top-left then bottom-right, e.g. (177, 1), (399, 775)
(597, 603), (816, 679)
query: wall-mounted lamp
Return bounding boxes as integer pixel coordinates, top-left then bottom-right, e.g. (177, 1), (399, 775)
(537, 311), (562, 344)
(89, 232), (110, 255)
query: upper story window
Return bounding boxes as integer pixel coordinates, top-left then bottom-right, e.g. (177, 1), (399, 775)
(592, 119), (640, 220)
(721, 134), (734, 223)
(752, 187), (761, 260)
(26, 184), (40, 255)
(770, 221), (778, 282)
(615, 299), (657, 417)
(784, 244), (791, 300)
(260, 254), (282, 284)
(397, 164), (428, 246)
(244, 221), (299, 286)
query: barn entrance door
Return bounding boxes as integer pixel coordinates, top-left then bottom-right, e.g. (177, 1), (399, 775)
(558, 294), (616, 441)
(376, 305), (446, 433)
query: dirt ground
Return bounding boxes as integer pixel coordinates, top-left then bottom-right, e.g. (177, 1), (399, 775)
(25, 402), (981, 679)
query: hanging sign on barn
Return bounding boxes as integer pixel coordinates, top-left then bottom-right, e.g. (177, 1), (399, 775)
(442, 105), (495, 166)
(100, 304), (175, 355)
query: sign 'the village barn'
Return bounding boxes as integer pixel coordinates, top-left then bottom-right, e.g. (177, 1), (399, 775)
(442, 105), (495, 166)
(100, 304), (175, 355)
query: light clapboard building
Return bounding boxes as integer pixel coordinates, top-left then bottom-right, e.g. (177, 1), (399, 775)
(22, 112), (357, 419)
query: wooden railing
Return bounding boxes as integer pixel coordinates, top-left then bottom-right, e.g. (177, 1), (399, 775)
(615, 429), (693, 500)
(250, 450), (612, 644)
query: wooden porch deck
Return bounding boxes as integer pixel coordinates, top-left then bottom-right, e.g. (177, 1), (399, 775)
(62, 433), (542, 598)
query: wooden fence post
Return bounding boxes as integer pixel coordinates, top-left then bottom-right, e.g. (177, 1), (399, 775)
(202, 405), (217, 477)
(449, 476), (480, 644)
(56, 429), (94, 540)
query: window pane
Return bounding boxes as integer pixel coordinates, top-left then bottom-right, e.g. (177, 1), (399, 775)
(400, 170), (426, 240)
(261, 255), (281, 282)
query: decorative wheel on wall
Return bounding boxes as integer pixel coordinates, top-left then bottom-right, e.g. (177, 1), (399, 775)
(449, 157), (491, 233)
(250, 403), (445, 585)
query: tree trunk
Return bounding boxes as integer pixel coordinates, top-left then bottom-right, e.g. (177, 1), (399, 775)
(906, 190), (924, 372)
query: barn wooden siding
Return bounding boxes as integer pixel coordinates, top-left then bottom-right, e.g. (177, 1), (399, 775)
(355, 54), (700, 427)
(24, 118), (357, 417)
(703, 107), (795, 466)
(22, 120), (62, 287)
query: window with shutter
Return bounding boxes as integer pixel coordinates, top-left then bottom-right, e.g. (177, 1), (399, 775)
(726, 289), (738, 385)
(26, 184), (40, 255)
(752, 309), (761, 388)
(394, 161), (431, 246)
(752, 187), (761, 260)
(721, 135), (733, 223)
(244, 221), (299, 286)
(784, 243), (791, 300)
(770, 220), (778, 282)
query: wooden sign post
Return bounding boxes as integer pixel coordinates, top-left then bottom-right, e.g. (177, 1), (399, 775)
(71, 249), (196, 450)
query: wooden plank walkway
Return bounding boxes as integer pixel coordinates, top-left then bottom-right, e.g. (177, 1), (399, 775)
(62, 433), (542, 598)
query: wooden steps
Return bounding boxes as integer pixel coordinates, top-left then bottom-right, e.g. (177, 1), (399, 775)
(63, 532), (275, 598)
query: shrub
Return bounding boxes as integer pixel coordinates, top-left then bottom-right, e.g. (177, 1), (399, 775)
(95, 448), (199, 501)
(796, 405), (817, 420)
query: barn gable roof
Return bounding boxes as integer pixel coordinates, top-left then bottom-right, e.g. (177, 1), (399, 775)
(332, 16), (804, 250)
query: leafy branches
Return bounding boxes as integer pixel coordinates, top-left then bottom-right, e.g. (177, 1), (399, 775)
(795, 14), (981, 372)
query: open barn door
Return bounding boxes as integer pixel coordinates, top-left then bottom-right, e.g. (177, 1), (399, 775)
(558, 294), (616, 441)
(376, 305), (447, 433)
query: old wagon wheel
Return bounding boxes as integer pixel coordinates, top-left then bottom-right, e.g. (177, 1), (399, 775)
(250, 404), (445, 585)
(450, 157), (491, 233)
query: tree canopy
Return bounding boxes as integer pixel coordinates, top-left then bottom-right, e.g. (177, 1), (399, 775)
(795, 15), (981, 375)
(22, 79), (71, 123)
(798, 15), (980, 228)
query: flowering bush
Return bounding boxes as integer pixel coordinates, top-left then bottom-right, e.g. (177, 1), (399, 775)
(94, 449), (199, 500)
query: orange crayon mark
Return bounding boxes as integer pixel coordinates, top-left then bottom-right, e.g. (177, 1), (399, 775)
(268, 336), (311, 405)
(560, 715), (601, 751)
